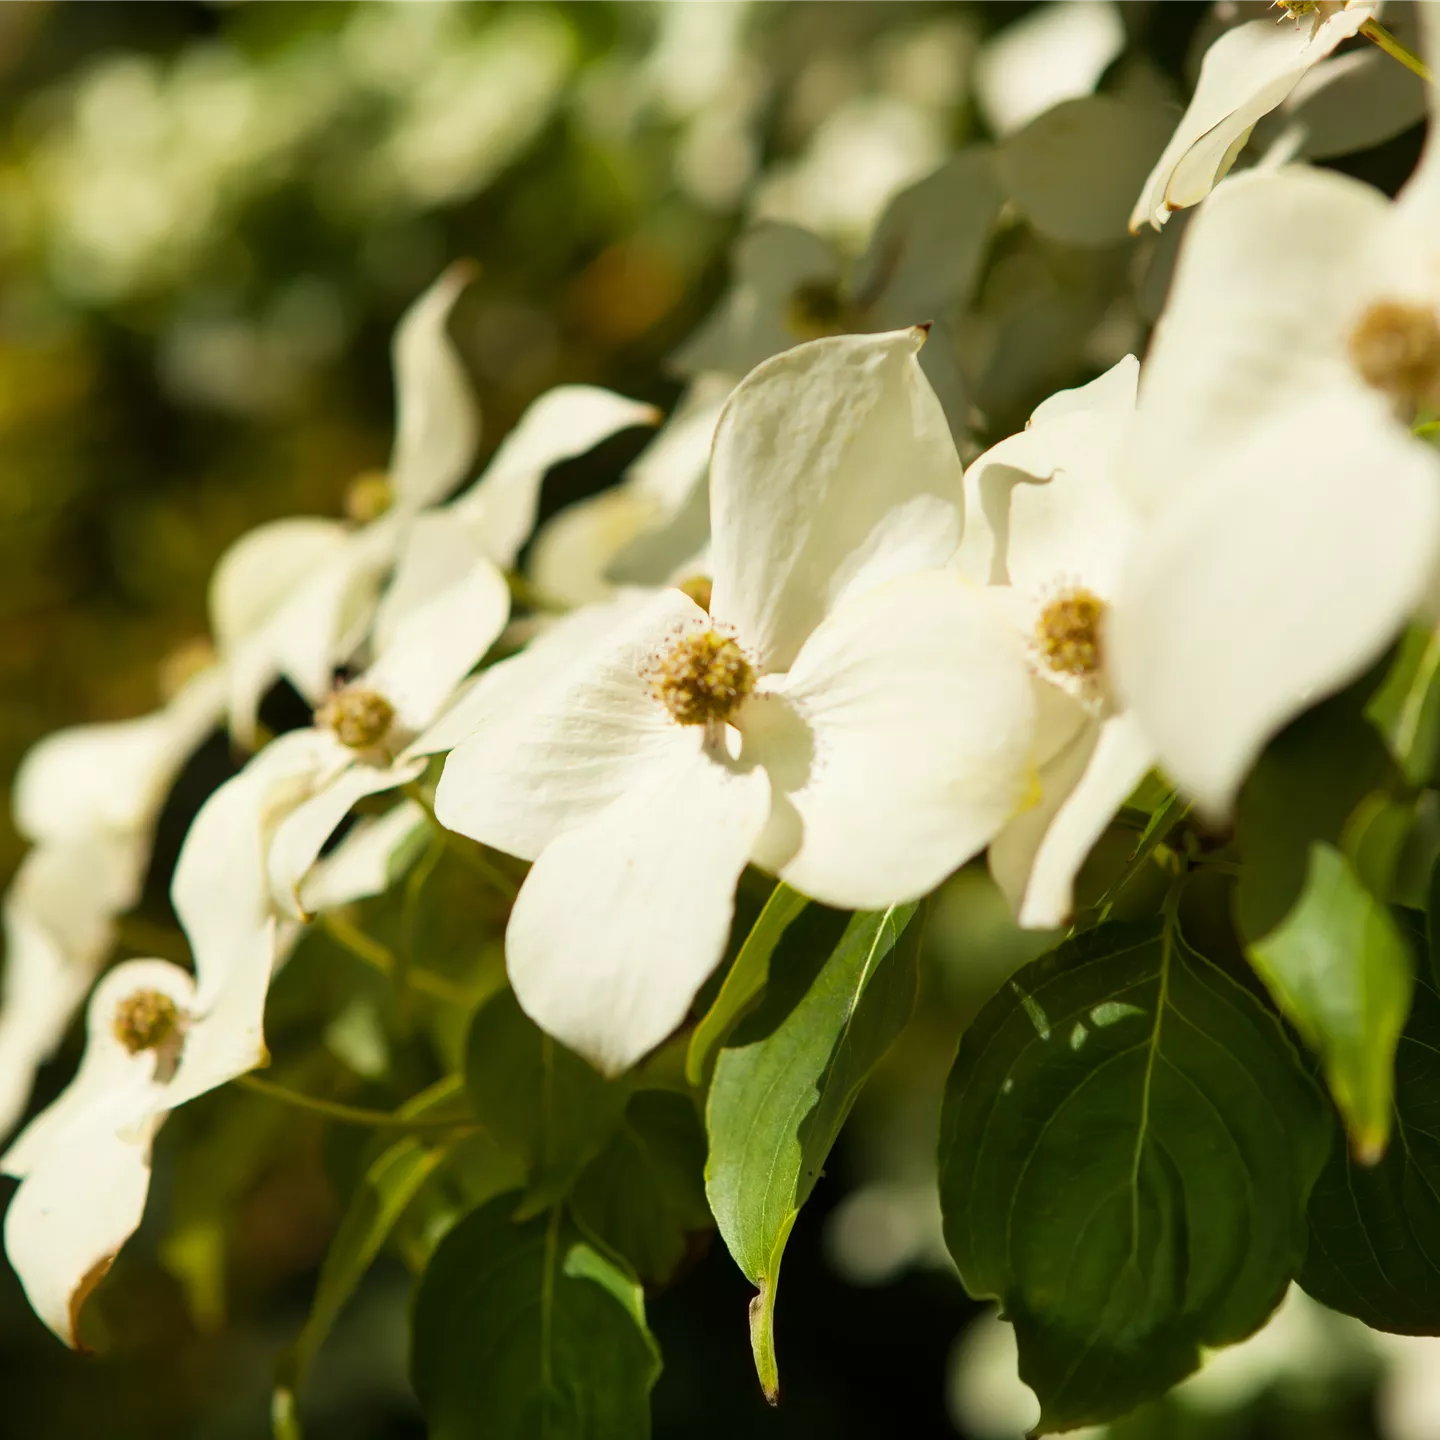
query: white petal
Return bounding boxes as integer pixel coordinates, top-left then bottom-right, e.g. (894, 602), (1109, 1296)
(746, 572), (1037, 909)
(409, 589), (657, 759)
(224, 518), (402, 742)
(266, 754), (426, 921)
(1126, 166), (1397, 511)
(1276, 46), (1427, 162)
(208, 517), (352, 653)
(434, 588), (703, 860)
(709, 329), (963, 673)
(1111, 387), (1440, 818)
(506, 744), (771, 1076)
(857, 148), (1004, 327)
(363, 552), (510, 733)
(4, 1096), (157, 1346)
(171, 730), (330, 1000)
(0, 836), (145, 1140)
(527, 377), (728, 607)
(299, 800), (429, 915)
(388, 262), (480, 512)
(14, 667), (226, 846)
(1130, 9), (1374, 231)
(991, 709), (1153, 930)
(956, 357), (1139, 593)
(669, 222), (842, 377)
(161, 918), (275, 1112)
(447, 385), (660, 569)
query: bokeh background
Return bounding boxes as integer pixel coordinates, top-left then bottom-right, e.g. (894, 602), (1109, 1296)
(0, 2), (1431, 1437)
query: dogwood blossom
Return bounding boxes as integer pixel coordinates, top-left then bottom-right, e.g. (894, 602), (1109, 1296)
(955, 356), (1154, 929)
(1130, 1), (1380, 231)
(211, 264), (657, 743)
(0, 662), (226, 1138)
(435, 329), (1038, 1074)
(1111, 131), (1440, 815)
(0, 937), (273, 1346)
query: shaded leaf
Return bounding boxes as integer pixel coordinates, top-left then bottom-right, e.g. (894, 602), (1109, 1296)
(686, 881), (808, 1085)
(572, 1092), (712, 1288)
(706, 902), (920, 1399)
(1300, 901), (1440, 1332)
(939, 914), (1329, 1433)
(1367, 622), (1440, 788)
(411, 1198), (661, 1440)
(1249, 843), (1413, 1162)
(464, 988), (630, 1216)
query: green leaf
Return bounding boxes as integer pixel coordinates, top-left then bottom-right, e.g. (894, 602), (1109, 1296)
(572, 1092), (712, 1287)
(1300, 913), (1440, 1333)
(411, 1198), (661, 1440)
(686, 881), (808, 1085)
(705, 902), (921, 1400)
(1235, 683), (1396, 942)
(938, 912), (1329, 1433)
(1248, 843), (1414, 1163)
(464, 988), (630, 1216)
(1367, 621), (1440, 786)
(274, 1133), (448, 1437)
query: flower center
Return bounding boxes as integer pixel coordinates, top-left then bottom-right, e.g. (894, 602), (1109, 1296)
(649, 629), (755, 726)
(113, 989), (181, 1055)
(786, 279), (852, 342)
(676, 574), (713, 613)
(316, 686), (396, 750)
(1348, 301), (1440, 412)
(1035, 588), (1106, 680)
(344, 470), (394, 524)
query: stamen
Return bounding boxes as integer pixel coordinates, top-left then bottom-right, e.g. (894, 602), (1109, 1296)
(113, 989), (181, 1055)
(316, 687), (396, 750)
(1035, 588), (1107, 681)
(344, 471), (394, 524)
(648, 629), (755, 726)
(1348, 301), (1440, 413)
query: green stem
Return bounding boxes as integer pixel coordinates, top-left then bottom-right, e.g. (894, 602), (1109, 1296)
(320, 912), (471, 1006)
(402, 781), (520, 899)
(1361, 18), (1433, 83)
(235, 1074), (473, 1131)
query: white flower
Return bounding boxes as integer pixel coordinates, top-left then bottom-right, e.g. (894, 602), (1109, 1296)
(0, 663), (227, 1138)
(1110, 94), (1440, 815)
(1130, 1), (1380, 231)
(956, 358), (1154, 929)
(435, 329), (1038, 1075)
(0, 938), (273, 1347)
(527, 374), (731, 607)
(210, 263), (658, 743)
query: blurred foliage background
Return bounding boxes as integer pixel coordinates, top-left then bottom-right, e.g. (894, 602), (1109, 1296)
(0, 2), (1430, 1436)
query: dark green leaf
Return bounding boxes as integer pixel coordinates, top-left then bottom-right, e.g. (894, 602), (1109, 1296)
(1301, 945), (1440, 1332)
(1248, 843), (1414, 1162)
(572, 1092), (712, 1287)
(939, 913), (1329, 1433)
(686, 881), (808, 1085)
(274, 1134), (448, 1438)
(1235, 684), (1396, 942)
(464, 988), (630, 1216)
(411, 1198), (661, 1440)
(706, 902), (921, 1399)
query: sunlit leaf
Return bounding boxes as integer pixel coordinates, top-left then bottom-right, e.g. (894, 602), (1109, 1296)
(1249, 843), (1413, 1162)
(706, 902), (920, 1400)
(939, 913), (1329, 1433)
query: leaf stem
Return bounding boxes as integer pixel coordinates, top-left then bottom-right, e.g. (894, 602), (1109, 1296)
(321, 913), (472, 1006)
(401, 781), (521, 900)
(1361, 18), (1433, 83)
(235, 1073), (474, 1131)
